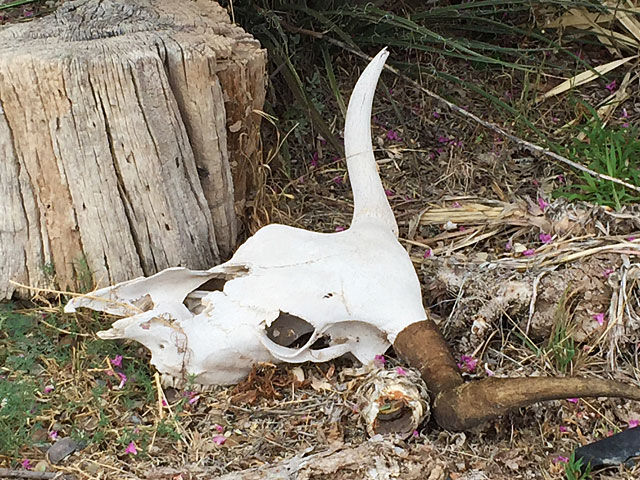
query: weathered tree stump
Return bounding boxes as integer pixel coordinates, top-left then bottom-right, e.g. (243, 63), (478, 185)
(0, 0), (266, 299)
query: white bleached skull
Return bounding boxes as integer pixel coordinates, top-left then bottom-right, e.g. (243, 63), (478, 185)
(65, 49), (427, 387)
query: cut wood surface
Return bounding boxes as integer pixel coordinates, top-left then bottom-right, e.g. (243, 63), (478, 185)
(0, 0), (266, 300)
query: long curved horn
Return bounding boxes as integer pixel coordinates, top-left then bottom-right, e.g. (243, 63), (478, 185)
(344, 48), (398, 236)
(395, 317), (640, 431)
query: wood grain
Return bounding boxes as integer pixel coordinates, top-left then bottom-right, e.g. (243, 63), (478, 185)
(0, 0), (266, 299)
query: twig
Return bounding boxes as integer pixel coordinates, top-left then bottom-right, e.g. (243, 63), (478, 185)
(282, 27), (640, 194)
(0, 468), (70, 479)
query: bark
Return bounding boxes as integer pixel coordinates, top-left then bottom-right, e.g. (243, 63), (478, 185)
(0, 0), (266, 299)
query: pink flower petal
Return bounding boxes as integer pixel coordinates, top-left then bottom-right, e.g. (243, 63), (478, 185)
(567, 398), (579, 404)
(605, 80), (617, 92)
(116, 372), (127, 389)
(539, 233), (552, 244)
(43, 385), (54, 394)
(48, 430), (59, 440)
(21, 459), (32, 470)
(458, 355), (477, 372)
(395, 367), (407, 376)
(125, 441), (137, 455)
(554, 455), (569, 464)
(537, 197), (549, 211)
(213, 435), (227, 446)
(423, 249), (433, 258)
(452, 201), (461, 208)
(603, 268), (614, 278)
(522, 249), (536, 257)
(111, 355), (123, 367)
(335, 226), (346, 232)
(412, 429), (419, 437)
(384, 189), (394, 197)
(559, 425), (568, 433)
(374, 354), (386, 367)
(593, 313), (605, 326)
(505, 241), (512, 251)
(214, 424), (224, 432)
(629, 419), (639, 428)
(310, 151), (319, 167)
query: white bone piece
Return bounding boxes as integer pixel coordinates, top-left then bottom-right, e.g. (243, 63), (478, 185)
(65, 48), (427, 386)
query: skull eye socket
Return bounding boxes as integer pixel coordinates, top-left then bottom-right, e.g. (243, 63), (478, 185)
(183, 277), (228, 314)
(266, 312), (330, 350)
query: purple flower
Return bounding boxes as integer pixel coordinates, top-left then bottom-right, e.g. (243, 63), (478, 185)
(396, 367), (407, 376)
(21, 459), (32, 470)
(432, 111), (441, 119)
(629, 419), (639, 428)
(567, 398), (579, 404)
(559, 425), (568, 433)
(214, 424), (224, 432)
(505, 241), (512, 251)
(457, 355), (478, 372)
(48, 430), (59, 441)
(386, 130), (401, 141)
(523, 249), (536, 257)
(539, 233), (552, 244)
(384, 189), (394, 197)
(603, 268), (615, 278)
(412, 429), (419, 437)
(332, 176), (343, 185)
(452, 201), (461, 208)
(556, 174), (565, 183)
(111, 355), (123, 367)
(605, 80), (617, 92)
(423, 249), (433, 258)
(438, 136), (450, 144)
(335, 226), (346, 232)
(43, 385), (54, 394)
(628, 236), (636, 241)
(310, 151), (319, 167)
(374, 354), (386, 367)
(554, 455), (569, 464)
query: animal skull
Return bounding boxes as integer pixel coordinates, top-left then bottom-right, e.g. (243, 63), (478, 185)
(65, 48), (428, 387)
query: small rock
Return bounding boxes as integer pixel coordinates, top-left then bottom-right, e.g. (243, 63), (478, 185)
(46, 436), (80, 464)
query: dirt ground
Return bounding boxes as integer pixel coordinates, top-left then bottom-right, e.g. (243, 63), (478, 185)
(1, 1), (640, 479)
